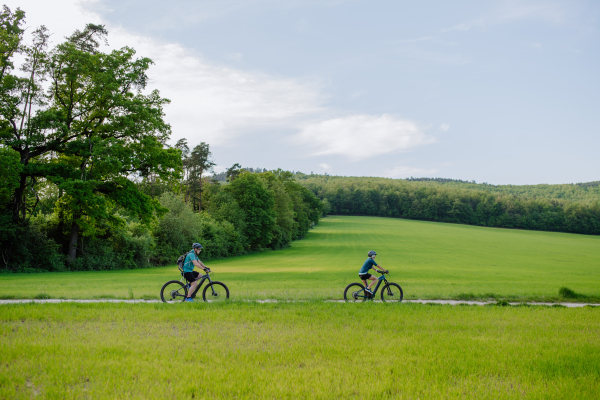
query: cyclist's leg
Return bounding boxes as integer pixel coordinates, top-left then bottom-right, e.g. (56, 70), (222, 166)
(185, 272), (200, 298)
(366, 275), (377, 290)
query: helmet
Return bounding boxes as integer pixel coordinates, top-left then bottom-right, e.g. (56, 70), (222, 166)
(192, 243), (203, 249)
(368, 250), (377, 257)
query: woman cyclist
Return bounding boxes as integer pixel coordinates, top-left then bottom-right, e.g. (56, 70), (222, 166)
(359, 250), (388, 295)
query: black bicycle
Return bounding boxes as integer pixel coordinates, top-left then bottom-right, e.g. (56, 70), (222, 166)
(343, 270), (403, 302)
(160, 267), (229, 303)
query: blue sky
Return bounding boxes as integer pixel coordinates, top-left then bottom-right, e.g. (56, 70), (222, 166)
(8, 0), (600, 184)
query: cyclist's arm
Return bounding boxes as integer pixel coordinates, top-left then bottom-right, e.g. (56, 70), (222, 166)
(372, 264), (386, 273)
(192, 259), (209, 271)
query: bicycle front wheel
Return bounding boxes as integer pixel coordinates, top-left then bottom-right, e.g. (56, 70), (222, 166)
(343, 283), (368, 302)
(202, 282), (229, 302)
(160, 280), (188, 303)
(381, 282), (403, 302)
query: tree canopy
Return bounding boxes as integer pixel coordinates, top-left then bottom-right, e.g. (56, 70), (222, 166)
(1, 7), (181, 262)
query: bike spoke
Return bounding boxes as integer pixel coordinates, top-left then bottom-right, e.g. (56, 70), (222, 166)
(380, 283), (403, 302)
(160, 281), (188, 303)
(344, 283), (367, 302)
(203, 282), (229, 302)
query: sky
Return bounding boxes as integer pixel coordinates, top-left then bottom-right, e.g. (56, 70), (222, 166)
(5, 0), (600, 184)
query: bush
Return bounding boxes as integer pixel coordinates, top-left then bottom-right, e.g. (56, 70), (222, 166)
(152, 192), (203, 265)
(558, 287), (584, 299)
(0, 213), (66, 272)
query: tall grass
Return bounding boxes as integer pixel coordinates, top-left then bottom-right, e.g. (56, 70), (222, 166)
(1, 302), (599, 399)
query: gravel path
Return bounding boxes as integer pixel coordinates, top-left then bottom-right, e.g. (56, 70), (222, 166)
(0, 299), (597, 307)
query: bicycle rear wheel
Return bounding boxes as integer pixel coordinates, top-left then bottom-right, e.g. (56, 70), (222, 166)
(381, 282), (403, 302)
(160, 280), (188, 303)
(202, 282), (229, 302)
(343, 283), (368, 302)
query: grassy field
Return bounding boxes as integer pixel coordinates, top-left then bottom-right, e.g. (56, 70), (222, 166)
(1, 302), (599, 399)
(1, 216), (599, 301)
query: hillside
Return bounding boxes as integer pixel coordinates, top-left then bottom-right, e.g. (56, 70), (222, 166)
(295, 175), (600, 235)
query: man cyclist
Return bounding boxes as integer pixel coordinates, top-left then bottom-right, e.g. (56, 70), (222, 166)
(183, 243), (210, 302)
(359, 250), (388, 296)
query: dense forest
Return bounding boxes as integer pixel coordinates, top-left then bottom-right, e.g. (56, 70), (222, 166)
(298, 175), (600, 235)
(403, 177), (600, 204)
(0, 8), (322, 272)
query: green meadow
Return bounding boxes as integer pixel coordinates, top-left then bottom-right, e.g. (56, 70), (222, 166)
(2, 217), (600, 399)
(1, 216), (599, 301)
(1, 302), (599, 399)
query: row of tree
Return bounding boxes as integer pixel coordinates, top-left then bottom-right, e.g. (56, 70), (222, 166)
(0, 7), (322, 272)
(298, 175), (600, 235)
(402, 177), (600, 204)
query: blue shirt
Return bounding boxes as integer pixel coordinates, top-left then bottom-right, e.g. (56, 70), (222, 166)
(359, 258), (378, 274)
(183, 251), (199, 273)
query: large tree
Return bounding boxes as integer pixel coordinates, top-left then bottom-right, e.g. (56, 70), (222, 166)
(186, 142), (215, 211)
(225, 171), (276, 249)
(0, 8), (181, 261)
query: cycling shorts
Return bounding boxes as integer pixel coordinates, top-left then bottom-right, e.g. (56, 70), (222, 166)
(184, 271), (200, 282)
(358, 273), (372, 280)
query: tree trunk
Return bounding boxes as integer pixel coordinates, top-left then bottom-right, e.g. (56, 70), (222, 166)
(11, 174), (27, 223)
(68, 220), (79, 262)
(198, 176), (202, 211)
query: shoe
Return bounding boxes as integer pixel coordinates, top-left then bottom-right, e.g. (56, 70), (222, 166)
(364, 287), (373, 295)
(185, 297), (194, 302)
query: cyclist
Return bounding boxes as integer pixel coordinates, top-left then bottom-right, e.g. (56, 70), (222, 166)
(359, 250), (388, 296)
(183, 243), (210, 302)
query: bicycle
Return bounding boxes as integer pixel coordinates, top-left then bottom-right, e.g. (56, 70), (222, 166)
(160, 267), (229, 303)
(343, 270), (403, 302)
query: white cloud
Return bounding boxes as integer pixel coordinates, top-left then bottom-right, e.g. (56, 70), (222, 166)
(134, 41), (324, 146)
(318, 163), (332, 172)
(10, 0), (434, 162)
(295, 114), (435, 161)
(383, 166), (438, 179)
(439, 124), (450, 132)
(9, 0), (326, 148)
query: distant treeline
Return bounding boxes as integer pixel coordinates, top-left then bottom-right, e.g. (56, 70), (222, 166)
(398, 177), (600, 204)
(298, 176), (600, 235)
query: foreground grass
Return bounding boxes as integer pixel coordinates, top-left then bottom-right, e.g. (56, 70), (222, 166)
(1, 216), (599, 301)
(1, 302), (599, 399)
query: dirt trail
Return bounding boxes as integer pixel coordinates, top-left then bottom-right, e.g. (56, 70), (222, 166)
(0, 299), (597, 307)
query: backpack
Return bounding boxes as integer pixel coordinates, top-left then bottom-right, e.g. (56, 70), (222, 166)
(177, 250), (193, 273)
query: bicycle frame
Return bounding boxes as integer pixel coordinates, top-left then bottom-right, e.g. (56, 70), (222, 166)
(181, 272), (213, 298)
(358, 273), (391, 299)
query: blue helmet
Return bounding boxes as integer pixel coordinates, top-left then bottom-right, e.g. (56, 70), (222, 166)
(368, 250), (377, 257)
(192, 243), (203, 249)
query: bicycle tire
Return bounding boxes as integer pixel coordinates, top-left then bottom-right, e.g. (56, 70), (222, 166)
(202, 281), (229, 302)
(380, 282), (403, 302)
(160, 280), (188, 303)
(343, 283), (368, 302)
